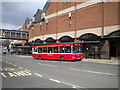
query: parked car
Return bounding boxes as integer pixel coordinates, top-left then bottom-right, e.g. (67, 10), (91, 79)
(2, 49), (7, 54)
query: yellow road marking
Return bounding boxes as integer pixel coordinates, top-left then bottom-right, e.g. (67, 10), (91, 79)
(34, 73), (43, 77)
(0, 73), (7, 78)
(1, 67), (14, 71)
(13, 70), (32, 76)
(8, 72), (17, 77)
(13, 71), (26, 76)
(0, 68), (3, 71)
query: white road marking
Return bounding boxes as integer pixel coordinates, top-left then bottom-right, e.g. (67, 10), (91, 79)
(44, 64), (57, 67)
(38, 63), (57, 68)
(13, 64), (17, 66)
(49, 79), (61, 83)
(9, 63), (12, 65)
(34, 73), (43, 77)
(24, 69), (30, 72)
(61, 82), (83, 88)
(19, 67), (23, 69)
(70, 68), (116, 76)
(23, 61), (32, 63)
(6, 61), (8, 63)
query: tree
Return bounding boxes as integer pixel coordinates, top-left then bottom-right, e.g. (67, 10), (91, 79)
(2, 40), (10, 47)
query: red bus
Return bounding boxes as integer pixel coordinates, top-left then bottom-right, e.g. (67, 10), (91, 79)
(32, 42), (83, 61)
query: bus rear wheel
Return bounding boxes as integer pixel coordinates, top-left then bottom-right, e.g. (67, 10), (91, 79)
(60, 56), (64, 61)
(38, 56), (42, 60)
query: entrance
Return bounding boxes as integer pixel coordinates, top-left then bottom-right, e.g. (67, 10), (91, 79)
(79, 33), (101, 59)
(110, 40), (117, 57)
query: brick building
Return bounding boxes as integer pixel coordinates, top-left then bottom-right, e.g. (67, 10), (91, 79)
(24, 0), (120, 59)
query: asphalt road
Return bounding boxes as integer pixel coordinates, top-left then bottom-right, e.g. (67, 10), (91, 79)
(1, 55), (119, 89)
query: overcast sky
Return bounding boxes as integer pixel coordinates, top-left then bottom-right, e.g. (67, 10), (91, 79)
(0, 1), (47, 30)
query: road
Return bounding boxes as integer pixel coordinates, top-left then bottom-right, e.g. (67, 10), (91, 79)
(1, 55), (119, 89)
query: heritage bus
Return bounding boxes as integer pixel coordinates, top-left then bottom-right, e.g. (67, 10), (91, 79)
(32, 42), (83, 61)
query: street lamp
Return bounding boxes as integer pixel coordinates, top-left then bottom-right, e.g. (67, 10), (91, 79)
(101, 0), (104, 37)
(86, 48), (89, 59)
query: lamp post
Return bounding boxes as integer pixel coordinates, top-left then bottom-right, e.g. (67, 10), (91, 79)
(86, 48), (88, 59)
(101, 0), (104, 38)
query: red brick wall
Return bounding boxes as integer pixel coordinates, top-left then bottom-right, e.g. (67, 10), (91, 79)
(28, 28), (33, 39)
(46, 2), (58, 15)
(57, 2), (76, 11)
(21, 18), (29, 45)
(75, 4), (102, 30)
(22, 18), (29, 32)
(29, 2), (119, 39)
(104, 2), (119, 26)
(34, 23), (40, 37)
(45, 17), (57, 35)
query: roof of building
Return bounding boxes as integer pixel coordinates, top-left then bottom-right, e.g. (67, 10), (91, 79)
(42, 0), (50, 12)
(33, 9), (44, 23)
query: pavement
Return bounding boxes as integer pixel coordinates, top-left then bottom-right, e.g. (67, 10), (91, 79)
(83, 58), (119, 65)
(14, 54), (119, 65)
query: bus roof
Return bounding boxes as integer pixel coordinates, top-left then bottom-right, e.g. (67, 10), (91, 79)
(32, 42), (82, 48)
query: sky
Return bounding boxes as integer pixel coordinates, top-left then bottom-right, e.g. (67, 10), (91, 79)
(0, 1), (47, 30)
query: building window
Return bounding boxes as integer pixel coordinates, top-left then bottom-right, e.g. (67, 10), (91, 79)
(46, 23), (48, 31)
(40, 22), (42, 31)
(16, 33), (21, 38)
(22, 33), (26, 39)
(5, 32), (10, 38)
(46, 20), (48, 31)
(40, 25), (42, 31)
(63, 1), (69, 4)
(69, 13), (72, 26)
(11, 32), (15, 38)
(69, 17), (72, 26)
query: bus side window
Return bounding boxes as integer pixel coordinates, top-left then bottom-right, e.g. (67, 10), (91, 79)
(32, 48), (34, 52)
(65, 46), (71, 53)
(53, 47), (58, 53)
(72, 47), (77, 54)
(38, 47), (42, 53)
(59, 47), (64, 53)
(48, 47), (52, 53)
(80, 46), (82, 53)
(34, 48), (38, 52)
(43, 47), (47, 53)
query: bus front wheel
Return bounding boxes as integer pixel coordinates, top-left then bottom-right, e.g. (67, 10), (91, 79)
(60, 56), (64, 61)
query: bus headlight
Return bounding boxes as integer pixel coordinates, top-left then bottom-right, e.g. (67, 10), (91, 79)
(72, 57), (76, 58)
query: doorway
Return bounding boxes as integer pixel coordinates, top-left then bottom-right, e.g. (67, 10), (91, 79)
(110, 40), (117, 57)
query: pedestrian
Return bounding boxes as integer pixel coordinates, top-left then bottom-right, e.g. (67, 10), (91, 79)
(10, 49), (13, 55)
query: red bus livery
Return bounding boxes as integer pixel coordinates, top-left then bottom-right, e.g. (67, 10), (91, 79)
(32, 42), (83, 61)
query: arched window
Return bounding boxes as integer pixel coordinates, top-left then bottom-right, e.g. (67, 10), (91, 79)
(79, 33), (100, 41)
(34, 39), (43, 43)
(59, 36), (74, 42)
(108, 30), (120, 38)
(45, 37), (56, 43)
